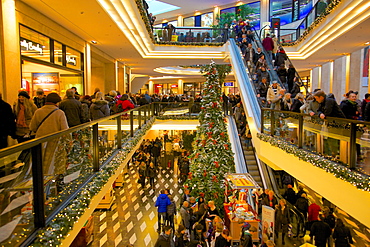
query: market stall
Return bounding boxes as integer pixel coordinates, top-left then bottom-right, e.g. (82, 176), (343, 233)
(224, 173), (261, 243)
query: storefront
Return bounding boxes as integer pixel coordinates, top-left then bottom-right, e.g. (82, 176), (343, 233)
(222, 81), (239, 95)
(154, 83), (179, 95)
(20, 25), (84, 97)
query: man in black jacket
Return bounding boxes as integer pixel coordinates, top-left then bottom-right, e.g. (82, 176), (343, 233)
(310, 214), (332, 247)
(154, 226), (173, 247)
(313, 90), (345, 119)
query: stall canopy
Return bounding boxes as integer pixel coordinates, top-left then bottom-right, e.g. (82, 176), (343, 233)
(225, 173), (261, 189)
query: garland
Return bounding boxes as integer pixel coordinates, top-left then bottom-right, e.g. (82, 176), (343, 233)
(134, 0), (155, 43)
(282, 0), (342, 46)
(156, 115), (199, 120)
(257, 133), (370, 191)
(30, 118), (156, 246)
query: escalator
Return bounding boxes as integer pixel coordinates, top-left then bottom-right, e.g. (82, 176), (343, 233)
(226, 38), (307, 240)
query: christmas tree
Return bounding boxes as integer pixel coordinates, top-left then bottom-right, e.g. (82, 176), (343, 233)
(185, 62), (235, 211)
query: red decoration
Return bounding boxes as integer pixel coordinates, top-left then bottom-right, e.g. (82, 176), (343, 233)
(214, 161), (219, 168)
(224, 144), (229, 150)
(188, 172), (193, 180)
(203, 170), (207, 177)
(213, 139), (217, 145)
(212, 175), (218, 182)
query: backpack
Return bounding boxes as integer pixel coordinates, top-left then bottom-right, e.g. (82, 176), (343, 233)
(112, 102), (124, 113)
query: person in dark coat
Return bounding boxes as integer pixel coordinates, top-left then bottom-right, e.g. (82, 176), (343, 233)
(59, 89), (82, 127)
(154, 226), (173, 247)
(33, 88), (46, 108)
(262, 190), (278, 209)
(291, 93), (304, 113)
(295, 192), (309, 220)
(89, 92), (110, 120)
(332, 218), (353, 247)
(313, 90), (345, 119)
(138, 162), (147, 187)
(274, 48), (288, 68)
(257, 77), (269, 99)
(310, 214), (332, 247)
(155, 190), (171, 233)
(276, 64), (288, 86)
(275, 199), (290, 245)
(287, 64), (297, 92)
(262, 33), (274, 60)
(151, 138), (162, 166)
(0, 92), (15, 149)
(340, 92), (359, 120)
(283, 184), (296, 205)
(215, 229), (232, 247)
(146, 162), (157, 188)
(175, 225), (188, 247)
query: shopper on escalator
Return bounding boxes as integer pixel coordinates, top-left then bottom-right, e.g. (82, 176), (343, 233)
(262, 33), (274, 61)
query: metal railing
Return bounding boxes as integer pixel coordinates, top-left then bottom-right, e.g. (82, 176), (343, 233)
(0, 104), (154, 246)
(261, 108), (370, 174)
(153, 27), (229, 43)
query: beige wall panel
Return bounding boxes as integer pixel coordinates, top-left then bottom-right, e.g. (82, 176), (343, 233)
(333, 56), (347, 103)
(321, 62), (331, 93)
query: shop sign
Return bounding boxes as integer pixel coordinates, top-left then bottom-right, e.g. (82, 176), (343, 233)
(20, 39), (43, 55)
(66, 55), (77, 66)
(292, 0), (300, 22)
(171, 84), (178, 88)
(224, 82), (234, 87)
(262, 205), (275, 244)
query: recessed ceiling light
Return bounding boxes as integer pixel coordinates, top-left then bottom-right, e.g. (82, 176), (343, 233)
(91, 40), (98, 44)
(365, 41), (370, 45)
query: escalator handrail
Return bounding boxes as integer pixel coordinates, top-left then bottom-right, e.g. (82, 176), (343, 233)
(258, 25), (310, 93)
(227, 39), (261, 129)
(251, 27), (286, 90)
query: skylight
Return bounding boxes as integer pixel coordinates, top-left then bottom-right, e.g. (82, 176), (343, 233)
(147, 0), (180, 15)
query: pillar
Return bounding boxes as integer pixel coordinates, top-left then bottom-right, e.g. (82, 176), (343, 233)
(1, 0), (21, 103)
(177, 79), (183, 94)
(84, 43), (91, 95)
(260, 0), (270, 25)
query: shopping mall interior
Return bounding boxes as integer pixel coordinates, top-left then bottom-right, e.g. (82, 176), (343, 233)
(0, 0), (370, 246)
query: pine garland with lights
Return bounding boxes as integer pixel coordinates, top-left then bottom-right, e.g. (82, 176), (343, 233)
(282, 0), (342, 46)
(257, 133), (370, 191)
(30, 118), (156, 246)
(184, 62), (235, 211)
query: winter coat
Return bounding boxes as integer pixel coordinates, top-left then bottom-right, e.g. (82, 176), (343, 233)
(155, 193), (171, 213)
(275, 52), (287, 67)
(29, 105), (69, 175)
(167, 199), (176, 216)
(180, 206), (191, 229)
(340, 100), (359, 120)
(257, 81), (269, 98)
(310, 221), (332, 245)
(295, 197), (309, 215)
(154, 233), (172, 247)
(317, 97), (345, 118)
(116, 99), (135, 112)
(308, 203), (321, 222)
(215, 235), (231, 247)
(0, 99), (15, 138)
(146, 166), (157, 178)
(283, 188), (297, 205)
(262, 36), (274, 51)
(80, 99), (90, 123)
(333, 226), (353, 247)
(90, 100), (110, 120)
(30, 105), (69, 138)
(267, 84), (282, 102)
(275, 205), (290, 233)
(13, 100), (37, 136)
(277, 67), (288, 83)
(291, 99), (303, 113)
(59, 97), (82, 127)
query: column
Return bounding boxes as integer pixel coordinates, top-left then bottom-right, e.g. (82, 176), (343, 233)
(1, 0), (21, 103)
(177, 79), (183, 94)
(332, 56), (346, 103)
(84, 43), (92, 95)
(148, 80), (154, 95)
(260, 0), (270, 25)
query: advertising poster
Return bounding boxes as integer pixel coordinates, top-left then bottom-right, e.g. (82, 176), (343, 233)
(362, 46), (369, 86)
(262, 205), (275, 243)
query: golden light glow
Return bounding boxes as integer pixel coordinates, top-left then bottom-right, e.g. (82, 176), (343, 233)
(286, 0), (370, 60)
(194, 11), (201, 16)
(236, 1), (244, 6)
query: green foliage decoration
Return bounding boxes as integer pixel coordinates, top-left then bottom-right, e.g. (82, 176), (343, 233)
(184, 61), (235, 211)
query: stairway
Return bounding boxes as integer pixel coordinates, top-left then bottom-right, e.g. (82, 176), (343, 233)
(241, 138), (263, 187)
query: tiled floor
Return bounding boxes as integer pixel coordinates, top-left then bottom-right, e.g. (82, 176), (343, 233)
(91, 162), (181, 247)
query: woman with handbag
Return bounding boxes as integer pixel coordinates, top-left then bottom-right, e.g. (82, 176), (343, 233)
(13, 91), (37, 143)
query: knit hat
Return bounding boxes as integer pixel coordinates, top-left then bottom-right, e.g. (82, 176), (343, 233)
(18, 91), (30, 99)
(46, 93), (62, 104)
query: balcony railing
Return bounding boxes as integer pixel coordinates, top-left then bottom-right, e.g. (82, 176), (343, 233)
(0, 104), (154, 246)
(153, 27), (229, 45)
(260, 108), (370, 182)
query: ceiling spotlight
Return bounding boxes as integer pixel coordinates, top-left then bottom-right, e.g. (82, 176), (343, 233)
(365, 41), (370, 45)
(91, 40), (98, 44)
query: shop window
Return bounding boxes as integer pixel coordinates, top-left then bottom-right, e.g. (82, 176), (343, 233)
(20, 25), (50, 63)
(184, 17), (195, 27)
(220, 7), (236, 15)
(54, 41), (63, 66)
(201, 12), (213, 27)
(270, 0), (293, 26)
(66, 47), (81, 70)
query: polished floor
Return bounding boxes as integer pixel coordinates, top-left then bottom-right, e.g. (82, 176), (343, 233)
(91, 162), (182, 247)
(89, 160), (370, 247)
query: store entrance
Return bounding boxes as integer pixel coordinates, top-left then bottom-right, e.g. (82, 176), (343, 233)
(21, 60), (83, 97)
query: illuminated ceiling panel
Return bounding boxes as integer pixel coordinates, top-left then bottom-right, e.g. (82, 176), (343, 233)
(147, 0), (180, 16)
